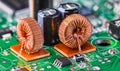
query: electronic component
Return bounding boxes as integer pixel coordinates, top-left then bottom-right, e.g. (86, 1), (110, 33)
(58, 3), (80, 19)
(11, 18), (50, 61)
(58, 14), (92, 49)
(53, 57), (72, 68)
(98, 58), (111, 64)
(109, 19), (120, 40)
(29, 0), (54, 20)
(38, 8), (61, 45)
(0, 0), (29, 18)
(0, 29), (13, 40)
(47, 66), (52, 69)
(108, 49), (116, 55)
(54, 14), (96, 57)
(17, 18), (44, 54)
(91, 66), (100, 71)
(79, 7), (94, 16)
(74, 54), (84, 62)
(0, 29), (13, 38)
(2, 33), (12, 40)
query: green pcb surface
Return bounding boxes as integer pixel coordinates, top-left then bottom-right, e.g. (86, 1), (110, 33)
(0, 0), (120, 71)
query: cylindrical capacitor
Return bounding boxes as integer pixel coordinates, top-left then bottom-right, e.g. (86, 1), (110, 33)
(29, 0), (54, 20)
(58, 3), (80, 19)
(38, 8), (61, 45)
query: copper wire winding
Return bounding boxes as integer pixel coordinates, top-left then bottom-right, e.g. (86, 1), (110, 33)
(59, 14), (92, 49)
(17, 18), (44, 54)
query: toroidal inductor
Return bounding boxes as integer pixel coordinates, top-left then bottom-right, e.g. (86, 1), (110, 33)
(17, 18), (44, 54)
(59, 14), (92, 49)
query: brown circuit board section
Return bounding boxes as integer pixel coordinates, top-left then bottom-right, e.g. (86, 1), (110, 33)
(11, 44), (50, 61)
(54, 42), (96, 57)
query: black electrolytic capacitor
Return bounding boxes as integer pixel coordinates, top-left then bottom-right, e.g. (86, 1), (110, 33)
(58, 3), (80, 19)
(38, 8), (61, 45)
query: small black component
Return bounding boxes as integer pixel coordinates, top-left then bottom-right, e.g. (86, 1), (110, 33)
(57, 57), (72, 67)
(75, 54), (84, 62)
(53, 57), (72, 68)
(79, 7), (94, 16)
(109, 19), (120, 40)
(38, 8), (61, 45)
(58, 3), (80, 19)
(0, 0), (28, 16)
(0, 29), (13, 38)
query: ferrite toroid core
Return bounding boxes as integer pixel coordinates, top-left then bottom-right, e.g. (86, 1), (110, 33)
(17, 18), (44, 54)
(59, 14), (92, 49)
